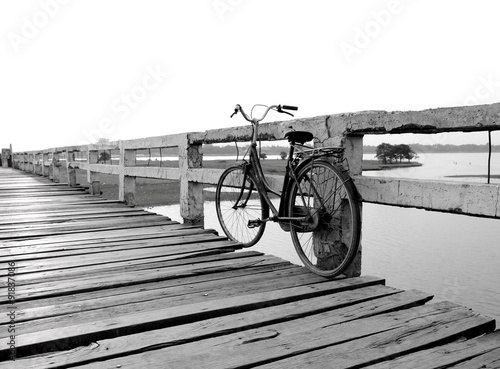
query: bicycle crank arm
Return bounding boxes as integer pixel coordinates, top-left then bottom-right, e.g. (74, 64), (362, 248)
(247, 217), (276, 228)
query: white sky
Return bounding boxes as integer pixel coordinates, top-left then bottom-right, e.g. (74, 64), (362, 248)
(1, 0), (500, 152)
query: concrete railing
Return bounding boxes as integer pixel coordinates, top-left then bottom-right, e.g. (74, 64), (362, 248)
(11, 102), (500, 275)
(13, 102), (500, 219)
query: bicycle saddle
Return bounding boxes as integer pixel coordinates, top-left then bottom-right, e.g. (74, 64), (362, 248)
(285, 131), (314, 144)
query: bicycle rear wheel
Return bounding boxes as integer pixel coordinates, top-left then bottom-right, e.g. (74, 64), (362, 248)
(215, 165), (269, 247)
(287, 160), (361, 277)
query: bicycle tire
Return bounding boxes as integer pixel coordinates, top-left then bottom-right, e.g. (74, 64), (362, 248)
(287, 160), (361, 277)
(215, 165), (269, 247)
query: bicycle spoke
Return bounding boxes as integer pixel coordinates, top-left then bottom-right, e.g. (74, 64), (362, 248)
(215, 166), (268, 247)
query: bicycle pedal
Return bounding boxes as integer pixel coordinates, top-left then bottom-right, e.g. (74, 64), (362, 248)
(248, 219), (262, 228)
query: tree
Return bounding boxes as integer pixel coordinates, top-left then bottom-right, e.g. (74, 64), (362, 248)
(259, 152), (267, 159)
(98, 151), (111, 163)
(280, 151), (287, 160)
(394, 144), (418, 162)
(96, 137), (110, 145)
(96, 138), (111, 163)
(375, 143), (395, 164)
(375, 143), (417, 163)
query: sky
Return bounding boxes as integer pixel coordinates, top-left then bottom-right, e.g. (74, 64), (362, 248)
(1, 0), (500, 152)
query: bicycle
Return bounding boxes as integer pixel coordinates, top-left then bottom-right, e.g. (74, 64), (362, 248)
(215, 104), (361, 278)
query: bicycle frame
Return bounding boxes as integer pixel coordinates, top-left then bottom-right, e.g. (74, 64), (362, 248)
(239, 129), (318, 225)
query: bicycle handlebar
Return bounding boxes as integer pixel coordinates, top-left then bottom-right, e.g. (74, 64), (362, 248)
(230, 104), (298, 122)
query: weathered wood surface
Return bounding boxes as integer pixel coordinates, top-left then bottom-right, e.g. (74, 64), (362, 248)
(0, 168), (498, 368)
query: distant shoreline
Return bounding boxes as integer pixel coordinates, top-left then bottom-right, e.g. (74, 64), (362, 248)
(362, 160), (422, 171)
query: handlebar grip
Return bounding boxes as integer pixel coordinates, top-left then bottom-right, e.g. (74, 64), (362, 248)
(282, 105), (298, 111)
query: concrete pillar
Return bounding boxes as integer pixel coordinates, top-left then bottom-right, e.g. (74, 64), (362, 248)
(87, 150), (100, 195)
(66, 151), (77, 186)
(119, 142), (136, 206)
(179, 136), (204, 226)
(309, 135), (363, 278)
(42, 152), (49, 177)
(52, 152), (61, 183)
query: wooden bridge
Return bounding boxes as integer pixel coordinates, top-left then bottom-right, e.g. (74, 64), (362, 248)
(1, 168), (499, 368)
(2, 102), (500, 367)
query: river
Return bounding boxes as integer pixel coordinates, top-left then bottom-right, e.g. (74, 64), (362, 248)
(147, 152), (500, 322)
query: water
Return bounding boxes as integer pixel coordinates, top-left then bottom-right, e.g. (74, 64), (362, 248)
(147, 152), (500, 322)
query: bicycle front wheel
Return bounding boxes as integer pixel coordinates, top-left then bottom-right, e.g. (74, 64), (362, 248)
(215, 165), (269, 247)
(287, 160), (361, 278)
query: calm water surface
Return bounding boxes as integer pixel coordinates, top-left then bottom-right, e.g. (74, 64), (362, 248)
(148, 152), (500, 322)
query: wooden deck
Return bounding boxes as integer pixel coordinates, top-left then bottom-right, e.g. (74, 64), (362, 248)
(0, 167), (499, 368)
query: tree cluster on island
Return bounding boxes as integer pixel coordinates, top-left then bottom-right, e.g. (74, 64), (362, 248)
(375, 143), (418, 164)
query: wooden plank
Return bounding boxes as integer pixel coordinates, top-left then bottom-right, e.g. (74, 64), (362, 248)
(0, 187), (87, 192)
(0, 259), (296, 324)
(0, 222), (202, 247)
(365, 329), (500, 368)
(2, 230), (219, 260)
(0, 217), (178, 239)
(1, 253), (289, 301)
(0, 276), (386, 362)
(0, 199), (122, 212)
(0, 228), (217, 256)
(0, 202), (130, 213)
(0, 209), (152, 226)
(0, 211), (155, 229)
(0, 205), (141, 219)
(1, 266), (322, 336)
(0, 212), (169, 228)
(0, 194), (97, 203)
(10, 236), (235, 275)
(0, 213), (170, 232)
(448, 347), (500, 368)
(72, 302), (494, 369)
(10, 257), (293, 311)
(0, 190), (88, 198)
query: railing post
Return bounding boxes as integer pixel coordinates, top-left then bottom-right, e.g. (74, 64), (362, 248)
(179, 135), (204, 226)
(87, 149), (100, 195)
(27, 152), (33, 173)
(119, 141), (136, 206)
(35, 152), (42, 175)
(42, 151), (49, 177)
(309, 134), (364, 278)
(48, 151), (53, 180)
(52, 151), (61, 183)
(341, 135), (364, 277)
(22, 153), (26, 171)
(66, 150), (77, 186)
